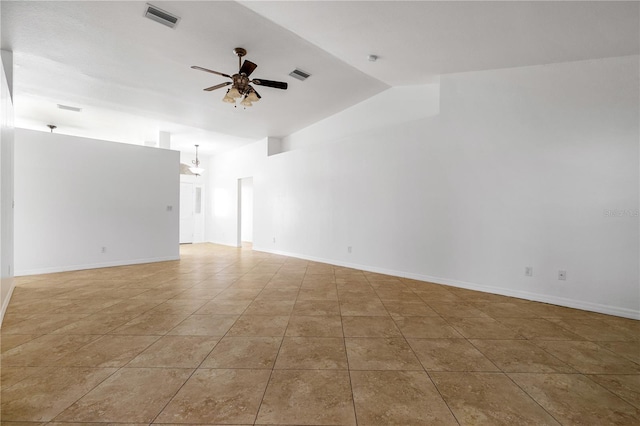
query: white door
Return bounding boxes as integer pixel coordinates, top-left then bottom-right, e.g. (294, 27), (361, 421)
(179, 182), (194, 243)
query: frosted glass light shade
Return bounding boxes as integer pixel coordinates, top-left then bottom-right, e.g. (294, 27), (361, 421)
(228, 87), (242, 99)
(189, 166), (205, 175)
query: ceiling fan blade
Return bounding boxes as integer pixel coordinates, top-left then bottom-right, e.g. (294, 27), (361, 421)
(252, 79), (288, 90)
(239, 60), (258, 77)
(191, 65), (232, 79)
(204, 82), (231, 91)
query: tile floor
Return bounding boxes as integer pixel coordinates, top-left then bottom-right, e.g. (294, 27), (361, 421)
(1, 243), (639, 425)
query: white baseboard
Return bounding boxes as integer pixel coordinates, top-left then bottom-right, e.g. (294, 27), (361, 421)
(253, 246), (640, 320)
(15, 255), (180, 277)
(0, 278), (16, 327)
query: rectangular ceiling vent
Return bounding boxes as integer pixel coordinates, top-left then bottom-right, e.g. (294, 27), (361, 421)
(144, 4), (180, 28)
(289, 69), (311, 81)
(57, 104), (82, 112)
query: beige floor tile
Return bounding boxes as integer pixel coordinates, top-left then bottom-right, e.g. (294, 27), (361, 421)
(431, 372), (561, 425)
(495, 317), (585, 340)
(415, 290), (464, 303)
(339, 299), (388, 316)
(473, 302), (538, 318)
(342, 316), (402, 337)
(255, 287), (299, 301)
(596, 340), (640, 364)
(47, 299), (123, 315)
(2, 334), (101, 366)
(0, 313), (32, 327)
(394, 316), (463, 338)
(510, 373), (640, 424)
(1, 366), (45, 389)
(167, 314), (238, 336)
(587, 374), (640, 408)
(382, 301), (439, 317)
(3, 299), (72, 316)
(226, 315), (290, 337)
(292, 299), (341, 316)
(525, 302), (602, 319)
(49, 423), (148, 426)
(409, 338), (499, 372)
(345, 337), (422, 370)
(0, 333), (41, 353)
(1, 366), (118, 422)
(297, 288), (339, 301)
(426, 302), (490, 318)
(145, 298), (209, 315)
(547, 318), (639, 341)
(51, 335), (159, 367)
(172, 287), (225, 299)
(49, 312), (142, 335)
(131, 288), (184, 300)
(446, 317), (525, 339)
(350, 370), (458, 425)
(194, 298), (252, 315)
(1, 313), (89, 335)
(54, 367), (192, 423)
(201, 336), (281, 368)
(285, 315), (343, 337)
(155, 368), (271, 424)
(374, 289), (418, 302)
(5, 244), (638, 425)
(97, 299), (163, 315)
(243, 299), (296, 315)
(470, 339), (576, 373)
(109, 312), (188, 335)
(126, 335), (219, 368)
(256, 369), (356, 425)
(534, 340), (640, 374)
(275, 337), (347, 369)
(215, 288), (263, 300)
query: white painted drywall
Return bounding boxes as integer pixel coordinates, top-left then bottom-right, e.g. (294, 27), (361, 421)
(14, 129), (180, 275)
(1, 50), (15, 323)
(206, 55), (639, 318)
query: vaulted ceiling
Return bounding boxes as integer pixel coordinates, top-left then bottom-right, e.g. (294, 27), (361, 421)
(2, 1), (638, 155)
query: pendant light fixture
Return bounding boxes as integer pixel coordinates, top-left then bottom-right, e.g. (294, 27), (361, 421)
(189, 144), (204, 176)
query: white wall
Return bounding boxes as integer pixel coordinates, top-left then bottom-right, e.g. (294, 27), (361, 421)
(1, 50), (15, 323)
(206, 55), (639, 319)
(15, 129), (180, 275)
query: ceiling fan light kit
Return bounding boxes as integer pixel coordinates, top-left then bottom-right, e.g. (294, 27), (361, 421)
(192, 47), (288, 108)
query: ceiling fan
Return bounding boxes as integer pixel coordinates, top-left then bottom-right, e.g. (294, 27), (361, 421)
(191, 47), (288, 108)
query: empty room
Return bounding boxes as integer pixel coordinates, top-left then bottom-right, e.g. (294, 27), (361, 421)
(0, 1), (638, 425)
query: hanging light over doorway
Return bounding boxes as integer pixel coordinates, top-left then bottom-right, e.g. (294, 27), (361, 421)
(189, 144), (204, 176)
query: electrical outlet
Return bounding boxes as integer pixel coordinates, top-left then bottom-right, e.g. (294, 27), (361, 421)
(348, 246), (352, 254)
(558, 270), (567, 280)
(525, 266), (533, 277)
(166, 205), (173, 212)
(273, 237), (276, 243)
(101, 246), (107, 254)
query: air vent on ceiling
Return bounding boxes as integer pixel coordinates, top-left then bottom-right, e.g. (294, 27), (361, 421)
(144, 4), (180, 28)
(57, 104), (82, 112)
(289, 69), (311, 81)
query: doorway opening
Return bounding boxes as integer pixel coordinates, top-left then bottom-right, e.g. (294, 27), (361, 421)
(179, 178), (204, 244)
(237, 177), (253, 248)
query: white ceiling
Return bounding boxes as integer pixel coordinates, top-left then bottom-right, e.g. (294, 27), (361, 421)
(2, 1), (638, 156)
